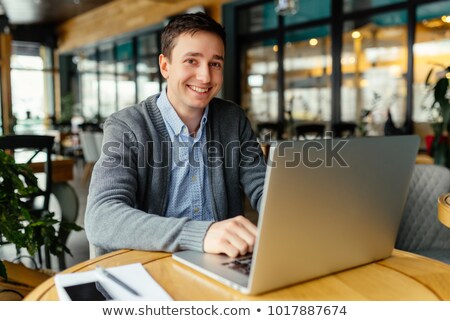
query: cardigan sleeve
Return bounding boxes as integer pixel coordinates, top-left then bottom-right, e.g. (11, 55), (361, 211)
(85, 111), (213, 255)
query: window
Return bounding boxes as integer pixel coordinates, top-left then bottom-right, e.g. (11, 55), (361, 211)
(343, 0), (406, 13)
(242, 39), (279, 124)
(284, 0), (331, 26)
(238, 2), (278, 35)
(341, 10), (408, 135)
(74, 30), (163, 122)
(284, 26), (332, 124)
(413, 0), (450, 123)
(137, 33), (161, 101)
(99, 44), (116, 119)
(137, 57), (160, 102)
(11, 42), (55, 134)
(116, 40), (136, 109)
(78, 48), (98, 121)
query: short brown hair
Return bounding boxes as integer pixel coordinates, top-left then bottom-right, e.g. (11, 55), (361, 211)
(161, 12), (226, 60)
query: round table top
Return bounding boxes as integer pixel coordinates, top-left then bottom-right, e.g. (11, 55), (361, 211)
(25, 249), (450, 301)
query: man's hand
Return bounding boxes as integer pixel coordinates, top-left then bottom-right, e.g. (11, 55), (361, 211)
(203, 215), (257, 258)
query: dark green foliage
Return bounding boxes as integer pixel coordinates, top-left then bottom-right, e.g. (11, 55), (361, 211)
(0, 149), (82, 280)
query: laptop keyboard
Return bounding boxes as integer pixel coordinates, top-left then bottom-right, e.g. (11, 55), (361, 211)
(222, 254), (253, 275)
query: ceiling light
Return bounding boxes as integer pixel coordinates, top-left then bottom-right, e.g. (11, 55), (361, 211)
(442, 15), (450, 23)
(273, 45), (279, 52)
(309, 38), (318, 46)
(352, 31), (361, 39)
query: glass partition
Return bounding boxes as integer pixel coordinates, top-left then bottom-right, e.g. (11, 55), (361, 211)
(116, 40), (136, 109)
(11, 42), (55, 134)
(284, 25), (332, 130)
(137, 34), (159, 56)
(137, 57), (160, 101)
(242, 39), (279, 126)
(99, 44), (116, 119)
(80, 73), (98, 121)
(238, 2), (278, 34)
(137, 33), (161, 101)
(74, 29), (164, 122)
(284, 0), (331, 26)
(343, 0), (406, 13)
(78, 48), (98, 121)
(413, 1), (450, 123)
(341, 10), (407, 135)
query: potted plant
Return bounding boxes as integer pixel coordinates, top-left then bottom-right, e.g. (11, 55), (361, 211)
(0, 149), (82, 280)
(423, 65), (450, 167)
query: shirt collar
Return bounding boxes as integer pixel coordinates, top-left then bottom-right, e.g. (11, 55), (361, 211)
(157, 89), (209, 139)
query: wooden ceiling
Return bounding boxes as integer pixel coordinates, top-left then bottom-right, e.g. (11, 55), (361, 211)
(0, 0), (116, 25)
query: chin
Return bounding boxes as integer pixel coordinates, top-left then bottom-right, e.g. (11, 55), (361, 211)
(190, 98), (213, 109)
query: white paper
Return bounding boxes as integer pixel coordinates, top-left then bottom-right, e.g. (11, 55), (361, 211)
(55, 263), (172, 301)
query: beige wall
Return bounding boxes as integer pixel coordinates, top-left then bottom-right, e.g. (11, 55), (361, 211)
(57, 0), (232, 53)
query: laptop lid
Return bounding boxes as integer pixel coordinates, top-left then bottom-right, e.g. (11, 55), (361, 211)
(174, 136), (420, 295)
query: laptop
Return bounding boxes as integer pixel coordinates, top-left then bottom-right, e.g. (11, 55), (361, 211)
(173, 135), (420, 295)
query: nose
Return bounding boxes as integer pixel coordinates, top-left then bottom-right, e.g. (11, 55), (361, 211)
(196, 64), (211, 83)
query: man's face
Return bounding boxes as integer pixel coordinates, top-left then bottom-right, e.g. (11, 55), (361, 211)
(159, 31), (224, 114)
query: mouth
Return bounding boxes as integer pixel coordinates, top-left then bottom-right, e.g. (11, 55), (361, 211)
(188, 85), (211, 94)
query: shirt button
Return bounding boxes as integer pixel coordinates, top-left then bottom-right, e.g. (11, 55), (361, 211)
(192, 175), (197, 182)
(194, 208), (199, 213)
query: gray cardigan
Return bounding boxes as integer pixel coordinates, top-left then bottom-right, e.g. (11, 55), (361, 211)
(85, 94), (266, 256)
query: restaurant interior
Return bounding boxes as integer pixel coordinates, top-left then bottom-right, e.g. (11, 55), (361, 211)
(1, 0), (450, 300)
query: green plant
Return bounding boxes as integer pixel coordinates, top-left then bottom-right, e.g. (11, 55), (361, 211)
(0, 149), (82, 280)
(60, 93), (75, 123)
(423, 65), (450, 167)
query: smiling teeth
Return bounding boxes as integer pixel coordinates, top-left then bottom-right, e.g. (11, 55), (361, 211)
(191, 86), (209, 93)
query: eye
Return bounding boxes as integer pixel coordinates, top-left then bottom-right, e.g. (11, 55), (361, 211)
(210, 62), (222, 69)
(185, 59), (196, 65)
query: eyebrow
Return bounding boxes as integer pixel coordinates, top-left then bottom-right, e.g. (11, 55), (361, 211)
(183, 52), (224, 61)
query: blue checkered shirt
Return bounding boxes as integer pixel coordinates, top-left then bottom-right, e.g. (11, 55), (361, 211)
(156, 90), (214, 221)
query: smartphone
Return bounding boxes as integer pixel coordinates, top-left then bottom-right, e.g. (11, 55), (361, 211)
(63, 281), (113, 301)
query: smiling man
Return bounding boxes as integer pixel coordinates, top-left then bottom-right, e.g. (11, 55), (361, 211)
(85, 12), (266, 259)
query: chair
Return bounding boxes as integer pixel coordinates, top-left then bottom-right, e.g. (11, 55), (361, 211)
(93, 131), (104, 157)
(257, 122), (278, 141)
(79, 131), (100, 184)
(295, 123), (325, 140)
(0, 134), (54, 268)
(51, 183), (79, 270)
(395, 164), (450, 264)
(332, 122), (357, 138)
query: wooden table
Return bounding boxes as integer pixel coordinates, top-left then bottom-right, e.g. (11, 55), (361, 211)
(15, 151), (74, 183)
(28, 155), (74, 183)
(25, 249), (450, 301)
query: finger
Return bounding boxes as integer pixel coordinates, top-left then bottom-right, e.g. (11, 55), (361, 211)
(225, 230), (250, 256)
(231, 226), (255, 254)
(220, 240), (241, 258)
(204, 222), (241, 257)
(235, 216), (258, 236)
(232, 217), (257, 252)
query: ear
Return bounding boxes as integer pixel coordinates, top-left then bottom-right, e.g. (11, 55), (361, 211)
(159, 54), (170, 79)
